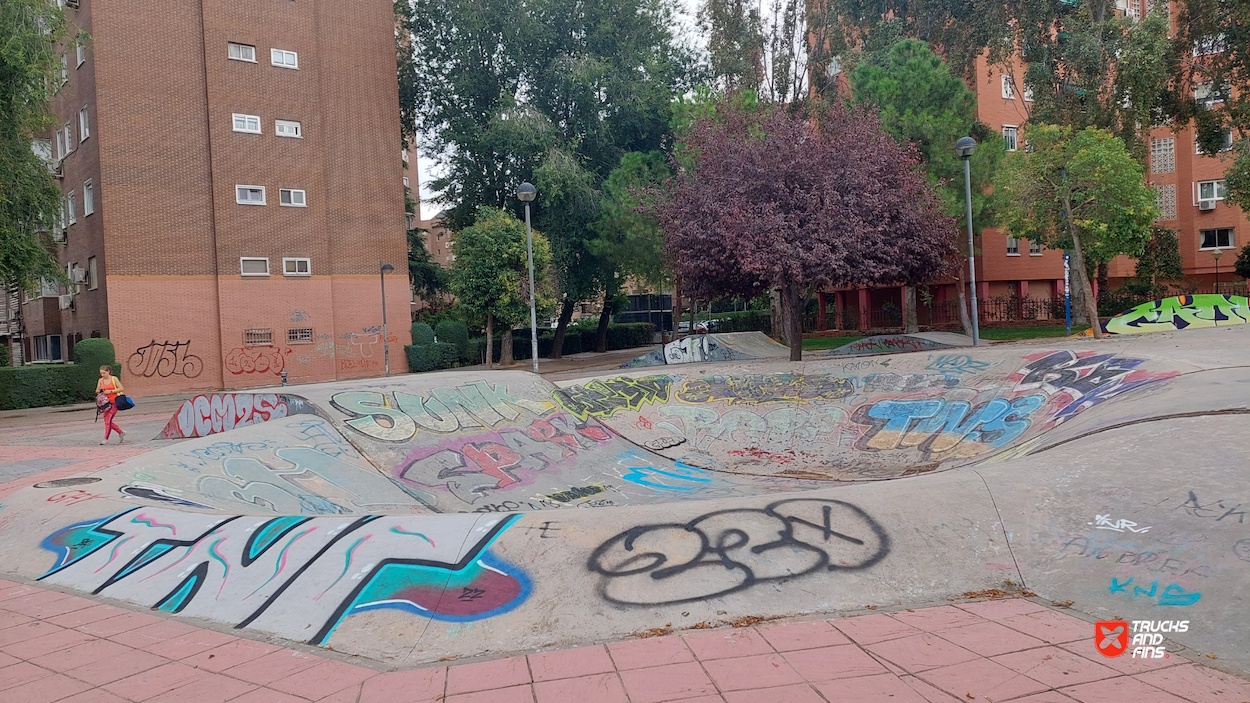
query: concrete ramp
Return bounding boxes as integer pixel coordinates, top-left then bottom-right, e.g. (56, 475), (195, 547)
(1103, 294), (1249, 334)
(817, 331), (972, 356)
(621, 331), (789, 367)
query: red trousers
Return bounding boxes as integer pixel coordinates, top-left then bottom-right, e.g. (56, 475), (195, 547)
(102, 403), (122, 439)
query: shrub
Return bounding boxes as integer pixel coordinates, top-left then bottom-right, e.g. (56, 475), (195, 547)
(405, 342), (460, 372)
(73, 338), (118, 391)
(434, 320), (472, 361)
(0, 365), (82, 410)
(411, 322), (436, 346)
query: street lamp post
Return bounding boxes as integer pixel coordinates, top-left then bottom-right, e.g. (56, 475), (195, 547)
(955, 136), (981, 346)
(380, 262), (394, 376)
(1213, 247), (1223, 290)
(517, 182), (539, 373)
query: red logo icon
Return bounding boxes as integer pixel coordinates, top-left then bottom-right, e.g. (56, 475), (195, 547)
(1096, 621), (1129, 657)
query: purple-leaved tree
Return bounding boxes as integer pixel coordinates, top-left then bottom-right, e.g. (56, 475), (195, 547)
(652, 98), (956, 360)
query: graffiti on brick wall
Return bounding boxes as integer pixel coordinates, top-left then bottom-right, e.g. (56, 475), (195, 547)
(159, 394), (319, 439)
(677, 374), (855, 405)
(588, 499), (889, 605)
(128, 340), (204, 379)
(225, 346), (291, 376)
(552, 376), (674, 420)
(1011, 350), (1176, 423)
(1104, 294), (1250, 335)
(38, 509), (529, 646)
(395, 412), (613, 505)
(330, 382), (553, 442)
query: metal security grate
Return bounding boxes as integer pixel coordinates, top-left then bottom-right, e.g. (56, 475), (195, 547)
(244, 328), (273, 346)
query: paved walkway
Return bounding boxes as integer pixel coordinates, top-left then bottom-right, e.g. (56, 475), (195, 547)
(0, 578), (1246, 703)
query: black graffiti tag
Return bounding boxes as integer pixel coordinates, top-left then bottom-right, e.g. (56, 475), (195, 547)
(587, 499), (890, 606)
(128, 340), (204, 378)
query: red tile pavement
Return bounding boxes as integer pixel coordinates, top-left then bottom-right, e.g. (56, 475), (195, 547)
(0, 577), (1247, 702)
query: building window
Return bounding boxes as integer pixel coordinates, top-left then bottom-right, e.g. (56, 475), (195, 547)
(283, 257), (311, 276)
(76, 41), (85, 67)
(60, 54), (68, 85)
(236, 185), (266, 205)
(240, 257), (270, 276)
(66, 191), (76, 225)
(1199, 228), (1233, 250)
(83, 179), (94, 215)
(228, 43), (257, 62)
(279, 188), (306, 207)
(1197, 180), (1227, 203)
(402, 176), (410, 188)
(87, 256), (98, 290)
(1149, 137), (1174, 173)
(1001, 75), (1015, 99)
(1196, 130), (1234, 155)
(1029, 240), (1042, 255)
(1006, 236), (1020, 255)
(288, 328), (314, 344)
(34, 335), (64, 362)
(244, 329), (274, 346)
(1003, 126), (1018, 152)
(55, 130), (64, 160)
(1154, 184), (1176, 220)
(64, 123), (73, 153)
(1022, 84), (1034, 102)
(1193, 34), (1226, 56)
(79, 106), (89, 141)
(1194, 82), (1225, 109)
(275, 120), (302, 138)
(270, 49), (298, 69)
(232, 113), (261, 134)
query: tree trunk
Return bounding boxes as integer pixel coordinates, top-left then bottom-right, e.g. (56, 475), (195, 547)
(783, 284), (803, 361)
(1065, 201), (1102, 338)
(770, 289), (785, 341)
(955, 268), (974, 338)
(670, 275), (682, 341)
(688, 299), (698, 337)
(501, 327), (515, 366)
(485, 311), (494, 369)
(1097, 262), (1109, 307)
(550, 299), (574, 360)
(595, 291), (613, 353)
(904, 285), (919, 334)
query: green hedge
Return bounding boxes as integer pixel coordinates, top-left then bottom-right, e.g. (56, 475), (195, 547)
(434, 320), (472, 362)
(468, 322), (655, 364)
(411, 322), (436, 346)
(405, 342), (459, 372)
(73, 338), (118, 387)
(0, 338), (118, 410)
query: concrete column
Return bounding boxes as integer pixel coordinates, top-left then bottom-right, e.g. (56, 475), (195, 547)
(858, 288), (871, 330)
(817, 292), (828, 331)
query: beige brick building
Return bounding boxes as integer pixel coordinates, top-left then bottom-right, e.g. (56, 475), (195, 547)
(19, 0), (411, 394)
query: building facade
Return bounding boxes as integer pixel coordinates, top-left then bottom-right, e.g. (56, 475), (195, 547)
(20, 0), (411, 394)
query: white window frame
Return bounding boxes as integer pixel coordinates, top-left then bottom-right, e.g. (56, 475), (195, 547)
(240, 257), (270, 276)
(60, 54), (68, 85)
(1196, 180), (1227, 203)
(1029, 239), (1042, 256)
(79, 106), (89, 141)
(1193, 34), (1226, 57)
(228, 42), (257, 63)
(1001, 75), (1015, 100)
(279, 189), (307, 207)
(1194, 82), (1225, 109)
(288, 327), (314, 344)
(1022, 85), (1034, 102)
(232, 113), (262, 134)
(83, 179), (94, 215)
(87, 256), (98, 290)
(1196, 131), (1234, 155)
(235, 185), (266, 205)
(1199, 228), (1234, 251)
(244, 329), (274, 346)
(1006, 236), (1020, 256)
(282, 257), (312, 276)
(55, 130), (65, 160)
(402, 176), (410, 188)
(66, 191), (76, 225)
(275, 120), (302, 138)
(270, 48), (298, 69)
(64, 123), (73, 153)
(1003, 125), (1018, 152)
(76, 41), (85, 67)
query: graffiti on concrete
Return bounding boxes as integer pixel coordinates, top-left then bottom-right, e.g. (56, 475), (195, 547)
(825, 335), (947, 356)
(128, 340), (204, 379)
(331, 382), (553, 442)
(119, 484), (218, 510)
(1176, 490), (1245, 524)
(677, 374), (854, 405)
(160, 394), (318, 439)
(394, 412), (612, 505)
(653, 405), (846, 454)
(195, 447), (413, 514)
(588, 498), (889, 605)
(861, 373), (960, 393)
(225, 346), (291, 376)
(925, 354), (991, 376)
(1109, 577), (1201, 606)
(38, 509), (529, 646)
(1104, 294), (1250, 335)
(1012, 351), (1176, 423)
(616, 449), (716, 491)
(552, 376), (674, 420)
(1090, 515), (1151, 533)
(853, 396), (1045, 459)
(1233, 539), (1250, 562)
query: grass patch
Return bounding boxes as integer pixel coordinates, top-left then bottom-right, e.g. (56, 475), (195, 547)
(802, 335), (867, 350)
(979, 325), (1089, 341)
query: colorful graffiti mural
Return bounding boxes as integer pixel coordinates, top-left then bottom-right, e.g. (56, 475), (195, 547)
(1103, 295), (1250, 335)
(38, 508), (529, 646)
(552, 376), (674, 420)
(160, 394), (319, 439)
(330, 382), (552, 442)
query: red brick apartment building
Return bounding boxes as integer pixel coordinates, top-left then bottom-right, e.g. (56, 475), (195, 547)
(13, 0), (411, 395)
(824, 0), (1249, 329)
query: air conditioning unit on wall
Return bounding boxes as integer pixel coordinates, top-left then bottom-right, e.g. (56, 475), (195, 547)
(1198, 200), (1216, 211)
(58, 294), (74, 310)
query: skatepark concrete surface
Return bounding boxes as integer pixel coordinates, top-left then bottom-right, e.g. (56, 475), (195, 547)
(816, 331), (974, 357)
(621, 331), (791, 367)
(0, 323), (1247, 684)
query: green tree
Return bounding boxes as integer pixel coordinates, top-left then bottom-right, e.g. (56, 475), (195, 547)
(994, 124), (1157, 338)
(407, 227), (447, 301)
(1234, 244), (1250, 282)
(1, 0), (71, 292)
(851, 39), (1004, 336)
(447, 208), (551, 368)
(1134, 225), (1185, 292)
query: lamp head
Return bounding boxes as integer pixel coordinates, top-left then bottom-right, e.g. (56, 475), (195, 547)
(1212, 248), (1223, 260)
(955, 136), (978, 159)
(381, 263), (395, 273)
(517, 182), (537, 202)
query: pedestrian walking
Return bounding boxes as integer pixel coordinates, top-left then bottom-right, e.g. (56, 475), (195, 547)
(96, 365), (126, 444)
